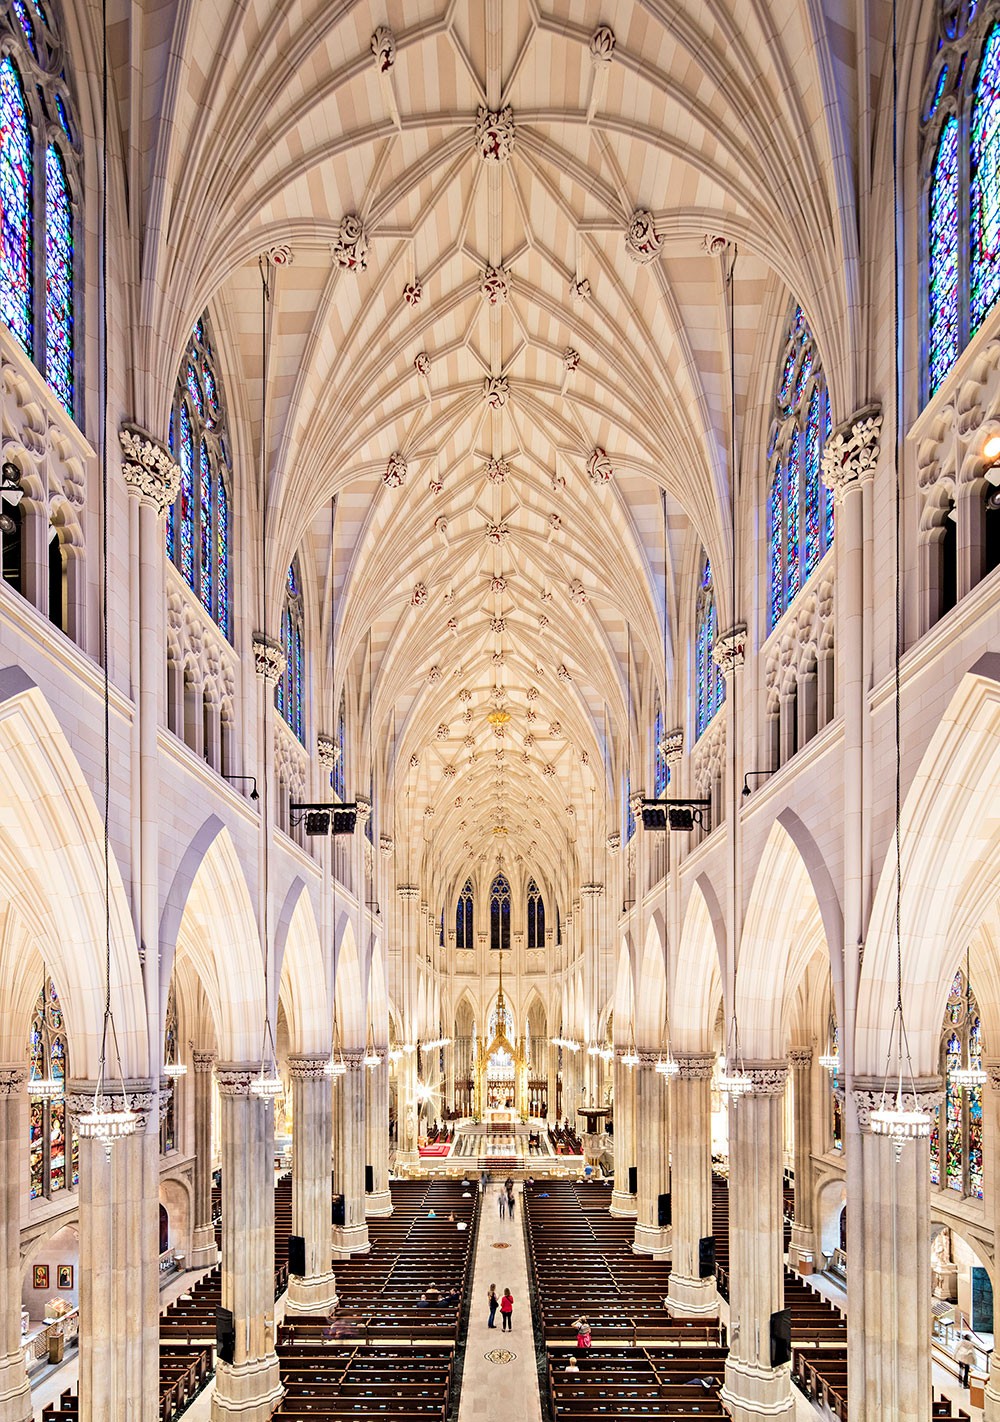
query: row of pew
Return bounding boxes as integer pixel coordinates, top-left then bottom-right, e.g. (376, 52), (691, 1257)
(548, 1348), (729, 1421)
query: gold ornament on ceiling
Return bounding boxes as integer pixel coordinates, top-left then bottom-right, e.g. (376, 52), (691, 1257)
(487, 708), (511, 727)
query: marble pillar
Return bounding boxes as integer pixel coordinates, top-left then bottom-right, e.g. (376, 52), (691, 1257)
(633, 1055), (670, 1257)
(189, 1050), (219, 1269)
(286, 1055), (338, 1315)
(0, 1069), (29, 1422)
(68, 1080), (160, 1422)
(847, 1080), (940, 1422)
(211, 1065), (283, 1422)
(666, 1054), (718, 1317)
(787, 1048), (816, 1269)
(546, 1041), (558, 1124)
(365, 1051), (392, 1216)
(332, 1052), (369, 1254)
(720, 1064), (794, 1422)
(609, 1052), (637, 1217)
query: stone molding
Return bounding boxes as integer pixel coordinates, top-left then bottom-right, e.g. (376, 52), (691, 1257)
(398, 885), (420, 901)
(191, 1050), (217, 1075)
(788, 1047), (813, 1067)
(66, 1078), (156, 1129)
(0, 1065), (26, 1096)
(337, 1050), (365, 1076)
(316, 731), (339, 769)
(580, 882), (604, 897)
(214, 1064), (265, 1097)
(852, 1074), (944, 1131)
(821, 404), (883, 502)
(661, 728), (683, 764)
(742, 1062), (788, 1096)
(119, 423), (181, 513)
(287, 1055), (331, 1080)
(712, 624), (747, 676)
(674, 1053), (715, 1080)
(635, 1051), (664, 1068)
(252, 633), (286, 685)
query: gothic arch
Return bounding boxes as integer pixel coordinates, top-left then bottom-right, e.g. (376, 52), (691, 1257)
(274, 880), (328, 1055)
(635, 912), (667, 1046)
(673, 877), (725, 1053)
(333, 916), (365, 1048)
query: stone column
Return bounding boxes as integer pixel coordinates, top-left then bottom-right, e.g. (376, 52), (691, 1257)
(0, 1068), (30, 1422)
(286, 1055), (338, 1315)
(332, 1052), (369, 1254)
(633, 1054), (670, 1257)
(546, 1039), (558, 1123)
(609, 1052), (637, 1217)
(365, 1050), (393, 1216)
(720, 1064), (794, 1422)
(667, 1053), (718, 1317)
(396, 887), (420, 1163)
(985, 1065), (1000, 1421)
(787, 1047), (816, 1269)
(846, 1080), (939, 1422)
(580, 883), (603, 1104)
(68, 1080), (160, 1422)
(211, 1066), (283, 1422)
(189, 1050), (219, 1269)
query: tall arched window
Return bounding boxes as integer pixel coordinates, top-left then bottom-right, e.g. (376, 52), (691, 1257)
(922, 5), (1000, 397)
(624, 769), (636, 842)
(276, 561), (304, 742)
(653, 695), (669, 796)
(166, 317), (233, 637)
(456, 878), (474, 949)
(766, 307), (833, 631)
(161, 983), (179, 1155)
(28, 976), (76, 1200)
(332, 692), (346, 800)
(930, 966), (984, 1199)
(695, 555), (724, 738)
(490, 873), (511, 951)
(0, 3), (79, 415)
(527, 878), (545, 949)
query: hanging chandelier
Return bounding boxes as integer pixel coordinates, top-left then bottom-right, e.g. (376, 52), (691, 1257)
(325, 1014), (347, 1077)
(619, 1018), (640, 1070)
(364, 1025), (382, 1070)
(818, 1050), (840, 1072)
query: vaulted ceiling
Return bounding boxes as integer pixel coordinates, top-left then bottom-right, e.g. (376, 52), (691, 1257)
(126, 0), (875, 901)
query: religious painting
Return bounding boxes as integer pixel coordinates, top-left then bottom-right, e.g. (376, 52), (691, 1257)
(32, 1265), (48, 1289)
(57, 1264), (73, 1289)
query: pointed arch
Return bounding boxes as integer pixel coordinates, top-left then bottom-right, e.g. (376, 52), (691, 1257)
(366, 937), (389, 1045)
(635, 912), (667, 1046)
(333, 915), (365, 1048)
(275, 880), (328, 1055)
(673, 878), (726, 1053)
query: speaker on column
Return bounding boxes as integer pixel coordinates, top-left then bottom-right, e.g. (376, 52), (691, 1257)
(657, 1192), (672, 1227)
(770, 1308), (792, 1367)
(331, 1194), (345, 1227)
(627, 1166), (638, 1196)
(365, 1164), (374, 1193)
(698, 1235), (716, 1278)
(287, 1234), (306, 1277)
(216, 1307), (235, 1365)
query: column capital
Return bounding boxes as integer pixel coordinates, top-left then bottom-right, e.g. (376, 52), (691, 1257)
(66, 1077), (157, 1128)
(580, 882), (604, 897)
(635, 1051), (664, 1068)
(742, 1061), (788, 1095)
(788, 1047), (813, 1067)
(661, 728), (684, 765)
(987, 1061), (1000, 1091)
(316, 732), (340, 770)
(711, 624), (747, 676)
(674, 1052), (715, 1079)
(214, 1062), (266, 1096)
(852, 1074), (944, 1131)
(379, 834), (394, 856)
(820, 403), (882, 502)
(191, 1049), (217, 1074)
(606, 832), (621, 852)
(356, 794), (372, 824)
(119, 422), (181, 514)
(252, 633), (286, 685)
(0, 1064), (26, 1095)
(397, 884), (420, 901)
(286, 1054), (331, 1079)
(338, 1050), (366, 1074)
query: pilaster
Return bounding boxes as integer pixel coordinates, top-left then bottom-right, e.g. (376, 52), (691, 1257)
(666, 1054), (718, 1317)
(332, 1052), (370, 1255)
(286, 1055), (338, 1315)
(787, 1047), (816, 1269)
(365, 1051), (393, 1216)
(632, 1053), (670, 1257)
(609, 1052), (637, 1217)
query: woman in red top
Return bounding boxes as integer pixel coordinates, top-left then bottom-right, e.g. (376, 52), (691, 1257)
(500, 1287), (514, 1332)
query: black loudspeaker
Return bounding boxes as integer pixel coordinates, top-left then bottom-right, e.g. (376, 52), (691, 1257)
(698, 1235), (716, 1278)
(332, 1194), (345, 1227)
(365, 1164), (374, 1193)
(216, 1307), (235, 1365)
(627, 1166), (638, 1196)
(287, 1234), (306, 1277)
(657, 1192), (672, 1227)
(770, 1308), (792, 1367)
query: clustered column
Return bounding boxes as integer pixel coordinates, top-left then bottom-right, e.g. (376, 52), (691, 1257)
(609, 1051), (637, 1217)
(787, 1047), (816, 1269)
(189, 1050), (219, 1269)
(720, 1064), (794, 1422)
(286, 1055), (337, 1316)
(666, 1053), (718, 1316)
(0, 1067), (30, 1422)
(211, 1066), (282, 1422)
(365, 1049), (393, 1216)
(632, 1053), (670, 1257)
(332, 1052), (369, 1255)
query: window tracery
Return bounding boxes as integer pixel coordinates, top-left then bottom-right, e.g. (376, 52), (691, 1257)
(331, 692), (346, 800)
(160, 983), (178, 1155)
(922, 4), (1000, 397)
(276, 560), (304, 742)
(0, 0), (79, 415)
(28, 975), (76, 1200)
(766, 308), (833, 632)
(527, 878), (545, 949)
(166, 317), (232, 638)
(456, 878), (474, 949)
(695, 555), (724, 738)
(489, 873), (511, 950)
(653, 695), (669, 796)
(930, 967), (983, 1199)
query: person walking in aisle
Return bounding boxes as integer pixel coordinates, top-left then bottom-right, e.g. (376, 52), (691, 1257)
(487, 1283), (499, 1329)
(506, 1187), (516, 1218)
(497, 1188), (506, 1220)
(955, 1334), (977, 1388)
(500, 1287), (514, 1332)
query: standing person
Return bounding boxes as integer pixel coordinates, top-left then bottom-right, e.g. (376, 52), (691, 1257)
(573, 1316), (592, 1366)
(955, 1334), (977, 1388)
(497, 1188), (506, 1220)
(500, 1287), (514, 1332)
(507, 1187), (516, 1219)
(487, 1283), (499, 1329)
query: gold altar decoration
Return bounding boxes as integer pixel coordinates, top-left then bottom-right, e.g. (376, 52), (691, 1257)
(473, 957), (530, 1120)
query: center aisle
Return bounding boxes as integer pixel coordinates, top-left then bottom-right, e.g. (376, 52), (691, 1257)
(458, 1182), (543, 1422)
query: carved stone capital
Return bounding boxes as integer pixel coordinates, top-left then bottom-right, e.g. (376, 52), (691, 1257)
(0, 1065), (26, 1096)
(397, 885), (420, 902)
(66, 1078), (156, 1130)
(316, 732), (340, 770)
(355, 793), (372, 824)
(336, 1050), (366, 1076)
(253, 634), (286, 685)
(119, 423), (181, 514)
(712, 624), (747, 676)
(674, 1053), (716, 1080)
(743, 1062), (788, 1095)
(821, 404), (883, 502)
(635, 1051), (665, 1068)
(788, 1047), (813, 1068)
(987, 1063), (1000, 1092)
(606, 832), (621, 852)
(580, 882), (604, 898)
(661, 728), (684, 764)
(379, 834), (394, 857)
(191, 1050), (217, 1075)
(286, 1054), (332, 1080)
(214, 1064), (266, 1098)
(852, 1074), (944, 1131)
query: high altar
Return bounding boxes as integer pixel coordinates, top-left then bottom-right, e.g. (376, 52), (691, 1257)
(473, 960), (530, 1122)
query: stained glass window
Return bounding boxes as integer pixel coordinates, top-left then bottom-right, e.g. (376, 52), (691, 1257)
(0, 57), (33, 354)
(828, 1020), (843, 1152)
(166, 316), (233, 638)
(933, 966), (985, 1198)
(653, 696), (669, 796)
(972, 28), (1000, 327)
(930, 118), (961, 393)
(624, 769), (636, 842)
(527, 878), (545, 949)
(43, 144), (72, 411)
(160, 982), (178, 1155)
(456, 878), (474, 949)
(490, 873), (511, 951)
(695, 555), (724, 738)
(276, 560), (305, 742)
(331, 692), (346, 800)
(766, 305), (833, 629)
(28, 975), (76, 1201)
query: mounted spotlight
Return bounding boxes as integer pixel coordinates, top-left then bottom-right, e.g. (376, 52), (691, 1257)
(640, 798), (710, 831)
(291, 802), (358, 835)
(741, 771), (770, 799)
(222, 774), (260, 802)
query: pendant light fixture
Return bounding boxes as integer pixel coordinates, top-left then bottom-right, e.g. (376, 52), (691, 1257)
(79, 2), (136, 1148)
(949, 950), (985, 1089)
(869, 2), (930, 1155)
(818, 1048), (840, 1074)
(325, 1010), (347, 1078)
(619, 1017), (640, 1071)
